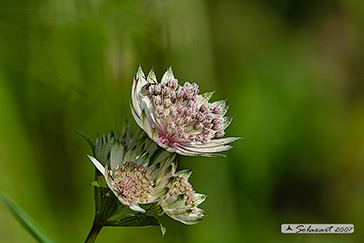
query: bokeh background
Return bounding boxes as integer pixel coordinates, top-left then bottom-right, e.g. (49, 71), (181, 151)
(1, 0), (364, 242)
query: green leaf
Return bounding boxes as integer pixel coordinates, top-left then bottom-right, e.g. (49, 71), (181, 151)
(0, 190), (56, 243)
(90, 176), (108, 188)
(106, 214), (166, 236)
(94, 182), (121, 221)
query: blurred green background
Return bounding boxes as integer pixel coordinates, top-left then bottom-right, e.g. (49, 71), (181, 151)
(1, 0), (364, 242)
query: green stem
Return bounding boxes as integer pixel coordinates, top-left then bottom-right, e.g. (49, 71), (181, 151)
(84, 220), (103, 243)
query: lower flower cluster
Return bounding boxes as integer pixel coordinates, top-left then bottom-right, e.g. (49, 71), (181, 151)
(84, 125), (206, 231)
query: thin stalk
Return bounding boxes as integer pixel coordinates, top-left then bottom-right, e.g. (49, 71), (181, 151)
(84, 220), (103, 243)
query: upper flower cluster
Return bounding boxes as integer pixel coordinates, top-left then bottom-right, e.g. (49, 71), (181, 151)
(131, 66), (242, 157)
(87, 128), (206, 225)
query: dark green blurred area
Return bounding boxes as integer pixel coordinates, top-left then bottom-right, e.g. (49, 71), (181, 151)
(1, 0), (364, 242)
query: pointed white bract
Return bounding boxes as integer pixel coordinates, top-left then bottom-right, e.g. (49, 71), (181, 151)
(131, 66), (242, 157)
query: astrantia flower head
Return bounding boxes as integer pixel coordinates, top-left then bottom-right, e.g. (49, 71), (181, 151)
(84, 124), (206, 226)
(131, 66), (242, 157)
(88, 131), (176, 213)
(160, 168), (206, 225)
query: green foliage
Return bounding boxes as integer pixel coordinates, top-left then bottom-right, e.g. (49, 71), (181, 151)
(106, 214), (166, 236)
(0, 190), (56, 243)
(90, 176), (107, 188)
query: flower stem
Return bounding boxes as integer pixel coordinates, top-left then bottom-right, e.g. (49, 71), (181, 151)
(84, 220), (103, 243)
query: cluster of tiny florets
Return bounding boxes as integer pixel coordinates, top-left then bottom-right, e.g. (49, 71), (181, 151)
(110, 162), (154, 204)
(146, 79), (228, 146)
(165, 176), (197, 209)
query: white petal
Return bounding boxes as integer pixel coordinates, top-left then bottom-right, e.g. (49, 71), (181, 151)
(142, 101), (159, 129)
(123, 146), (137, 162)
(105, 161), (114, 189)
(135, 152), (149, 167)
(148, 162), (161, 181)
(165, 207), (205, 225)
(195, 193), (207, 205)
(155, 158), (175, 186)
(174, 146), (205, 156)
(131, 83), (140, 117)
(174, 169), (192, 180)
(180, 143), (236, 153)
(161, 67), (174, 84)
(197, 91), (214, 103)
(149, 186), (169, 202)
(176, 144), (225, 156)
(160, 194), (184, 209)
(222, 116), (233, 130)
(87, 155), (105, 176)
(140, 110), (170, 152)
(161, 193), (206, 225)
(131, 73), (144, 116)
(129, 203), (146, 213)
(140, 110), (154, 136)
(165, 146), (177, 153)
(147, 69), (157, 83)
(130, 102), (144, 128)
(134, 66), (148, 99)
(110, 143), (125, 169)
(187, 137), (243, 148)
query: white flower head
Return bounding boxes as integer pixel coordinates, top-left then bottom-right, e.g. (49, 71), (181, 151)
(160, 168), (206, 225)
(80, 125), (207, 233)
(131, 65), (242, 157)
(88, 132), (176, 213)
